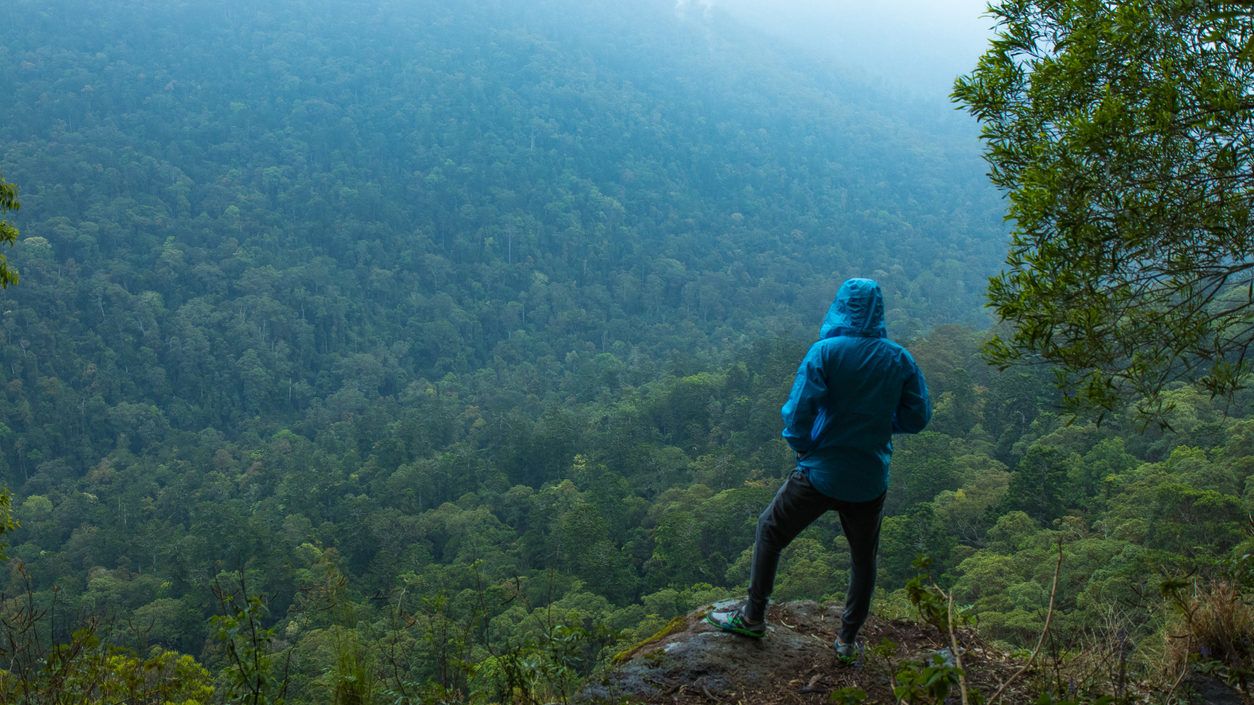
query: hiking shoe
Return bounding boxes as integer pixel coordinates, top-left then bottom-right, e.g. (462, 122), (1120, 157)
(704, 605), (766, 639)
(833, 637), (862, 666)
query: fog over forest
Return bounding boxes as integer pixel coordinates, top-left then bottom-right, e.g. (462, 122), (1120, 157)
(689, 0), (993, 97)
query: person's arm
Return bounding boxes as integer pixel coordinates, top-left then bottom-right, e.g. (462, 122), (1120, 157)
(781, 342), (828, 455)
(892, 351), (931, 434)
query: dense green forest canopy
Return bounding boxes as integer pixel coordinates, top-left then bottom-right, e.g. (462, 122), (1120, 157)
(0, 1), (1247, 703)
(0, 0), (1004, 458)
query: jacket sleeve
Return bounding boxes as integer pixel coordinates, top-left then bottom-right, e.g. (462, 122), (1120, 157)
(891, 351), (931, 434)
(780, 342), (827, 455)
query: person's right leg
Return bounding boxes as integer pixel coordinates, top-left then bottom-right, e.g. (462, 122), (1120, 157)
(835, 491), (886, 645)
(745, 471), (836, 622)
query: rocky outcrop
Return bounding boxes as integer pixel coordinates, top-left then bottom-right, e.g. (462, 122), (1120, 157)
(580, 599), (1031, 704)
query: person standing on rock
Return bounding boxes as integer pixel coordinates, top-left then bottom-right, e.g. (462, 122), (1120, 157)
(706, 278), (931, 665)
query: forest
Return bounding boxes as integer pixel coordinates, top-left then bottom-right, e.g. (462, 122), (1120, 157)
(0, 0), (1248, 703)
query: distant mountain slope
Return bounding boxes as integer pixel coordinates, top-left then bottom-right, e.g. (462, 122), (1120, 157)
(0, 0), (1002, 461)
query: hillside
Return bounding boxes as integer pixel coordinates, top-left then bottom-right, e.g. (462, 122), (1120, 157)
(0, 0), (1002, 456)
(0, 0), (1008, 650)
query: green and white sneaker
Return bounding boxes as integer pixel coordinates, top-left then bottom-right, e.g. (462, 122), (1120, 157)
(833, 637), (862, 666)
(704, 605), (766, 639)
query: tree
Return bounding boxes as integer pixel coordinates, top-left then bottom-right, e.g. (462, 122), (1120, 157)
(0, 488), (16, 561)
(954, 0), (1254, 417)
(1004, 443), (1079, 522)
(0, 173), (17, 561)
(0, 171), (19, 287)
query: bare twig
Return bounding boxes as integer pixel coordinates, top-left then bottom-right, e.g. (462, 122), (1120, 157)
(1163, 658), (1191, 702)
(988, 540), (1065, 705)
(945, 590), (970, 705)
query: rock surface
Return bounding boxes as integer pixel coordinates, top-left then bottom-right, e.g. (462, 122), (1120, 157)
(579, 599), (1032, 704)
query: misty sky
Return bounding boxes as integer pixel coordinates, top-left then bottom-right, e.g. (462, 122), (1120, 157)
(707, 0), (996, 98)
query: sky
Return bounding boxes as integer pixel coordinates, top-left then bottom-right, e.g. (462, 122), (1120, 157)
(706, 0), (997, 99)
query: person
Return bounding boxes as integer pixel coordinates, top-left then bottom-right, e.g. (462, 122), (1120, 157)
(706, 278), (931, 665)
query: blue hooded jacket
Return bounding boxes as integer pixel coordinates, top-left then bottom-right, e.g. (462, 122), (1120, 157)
(780, 278), (931, 502)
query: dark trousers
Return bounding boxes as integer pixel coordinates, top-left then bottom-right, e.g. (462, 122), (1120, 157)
(746, 470), (885, 644)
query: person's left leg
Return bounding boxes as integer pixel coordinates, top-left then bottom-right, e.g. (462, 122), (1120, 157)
(707, 470), (835, 638)
(835, 491), (886, 646)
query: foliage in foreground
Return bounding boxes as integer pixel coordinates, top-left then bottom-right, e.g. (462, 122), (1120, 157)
(955, 0), (1254, 417)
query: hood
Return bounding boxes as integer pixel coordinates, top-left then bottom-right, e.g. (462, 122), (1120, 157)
(818, 278), (887, 339)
